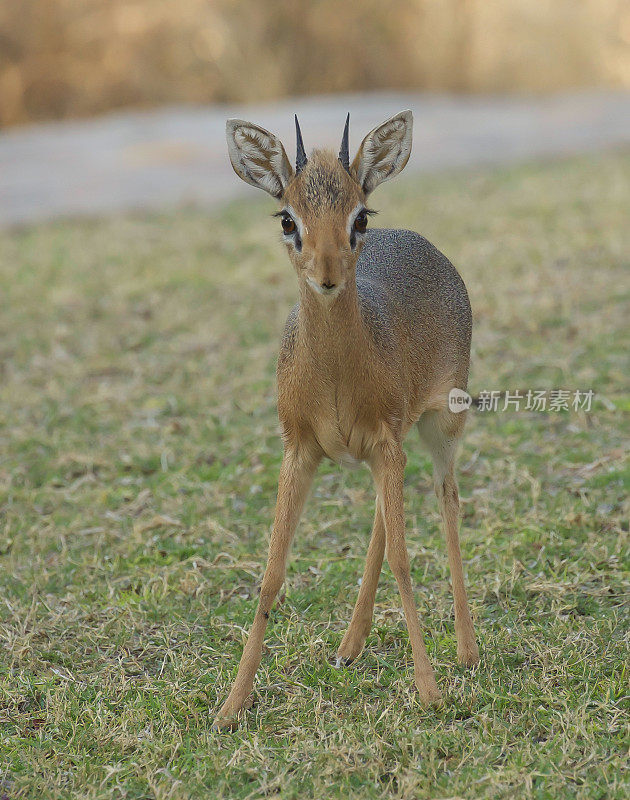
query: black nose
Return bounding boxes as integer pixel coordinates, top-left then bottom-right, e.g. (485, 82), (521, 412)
(321, 280), (336, 290)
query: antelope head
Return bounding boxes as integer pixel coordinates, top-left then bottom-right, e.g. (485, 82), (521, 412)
(226, 111), (413, 299)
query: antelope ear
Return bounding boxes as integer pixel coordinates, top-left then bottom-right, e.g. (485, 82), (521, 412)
(226, 119), (294, 198)
(351, 110), (413, 195)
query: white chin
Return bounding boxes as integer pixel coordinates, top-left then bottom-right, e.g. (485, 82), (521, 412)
(306, 277), (342, 299)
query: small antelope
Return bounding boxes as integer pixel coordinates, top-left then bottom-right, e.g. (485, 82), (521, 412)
(215, 110), (479, 729)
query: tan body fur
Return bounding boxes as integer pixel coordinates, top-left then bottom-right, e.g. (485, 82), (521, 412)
(215, 113), (479, 729)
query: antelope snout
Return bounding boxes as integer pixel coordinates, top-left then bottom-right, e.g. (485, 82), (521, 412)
(307, 254), (345, 297)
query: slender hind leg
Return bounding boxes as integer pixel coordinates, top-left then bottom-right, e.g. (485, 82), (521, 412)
(336, 499), (385, 665)
(417, 409), (479, 666)
(370, 441), (442, 705)
(214, 444), (320, 729)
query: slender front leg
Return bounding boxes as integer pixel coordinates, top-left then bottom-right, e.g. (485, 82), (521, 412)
(436, 466), (479, 666)
(214, 445), (320, 729)
(336, 499), (385, 665)
(371, 442), (442, 705)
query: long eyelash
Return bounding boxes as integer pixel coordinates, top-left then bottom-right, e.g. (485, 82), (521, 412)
(272, 211), (287, 218)
(364, 208), (378, 216)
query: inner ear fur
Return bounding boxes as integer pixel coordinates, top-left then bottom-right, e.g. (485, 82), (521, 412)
(351, 110), (413, 195)
(226, 119), (294, 198)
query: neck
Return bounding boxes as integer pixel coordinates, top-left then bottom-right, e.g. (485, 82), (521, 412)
(297, 278), (365, 359)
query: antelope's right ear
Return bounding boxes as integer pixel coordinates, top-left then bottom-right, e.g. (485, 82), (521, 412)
(226, 119), (294, 199)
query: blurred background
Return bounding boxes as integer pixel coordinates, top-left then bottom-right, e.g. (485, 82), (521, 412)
(1, 0), (629, 128)
(1, 1), (630, 226)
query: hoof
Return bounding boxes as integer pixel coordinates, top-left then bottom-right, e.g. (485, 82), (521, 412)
(213, 694), (253, 731)
(418, 688), (443, 706)
(212, 713), (240, 732)
(457, 641), (480, 668)
(335, 631), (367, 667)
(415, 673), (443, 706)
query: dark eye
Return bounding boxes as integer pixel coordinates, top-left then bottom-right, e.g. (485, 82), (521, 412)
(281, 216), (296, 234)
(354, 211), (368, 233)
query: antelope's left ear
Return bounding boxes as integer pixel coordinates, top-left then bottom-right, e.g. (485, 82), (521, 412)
(226, 119), (294, 198)
(351, 110), (413, 195)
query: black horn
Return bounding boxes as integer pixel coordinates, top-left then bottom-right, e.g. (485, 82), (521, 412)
(295, 114), (307, 173)
(338, 112), (350, 172)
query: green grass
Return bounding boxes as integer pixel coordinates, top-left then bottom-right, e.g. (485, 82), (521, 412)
(1, 151), (629, 799)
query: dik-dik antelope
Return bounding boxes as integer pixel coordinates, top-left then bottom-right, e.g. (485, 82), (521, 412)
(215, 110), (479, 729)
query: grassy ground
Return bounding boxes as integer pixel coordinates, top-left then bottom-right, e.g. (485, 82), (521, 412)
(1, 150), (628, 799)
